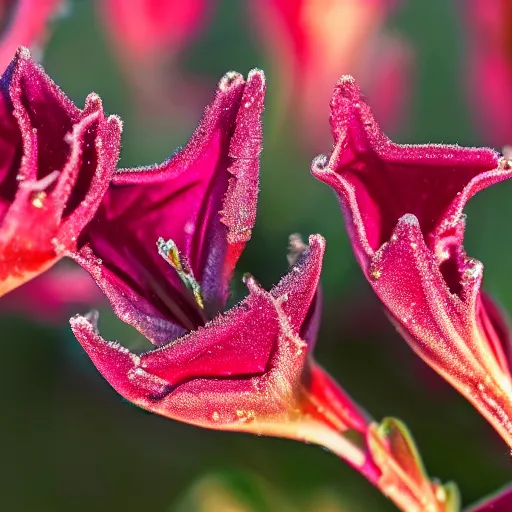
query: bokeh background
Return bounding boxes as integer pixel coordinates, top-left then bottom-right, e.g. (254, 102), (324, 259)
(3, 0), (512, 510)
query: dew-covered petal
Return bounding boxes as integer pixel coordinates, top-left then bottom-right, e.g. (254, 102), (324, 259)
(311, 75), (503, 269)
(370, 214), (512, 446)
(78, 70), (265, 344)
(0, 48), (122, 296)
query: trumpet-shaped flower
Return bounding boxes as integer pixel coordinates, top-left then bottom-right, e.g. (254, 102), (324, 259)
(74, 69), (264, 346)
(71, 236), (370, 467)
(71, 234), (456, 512)
(0, 47), (122, 296)
(312, 75), (512, 448)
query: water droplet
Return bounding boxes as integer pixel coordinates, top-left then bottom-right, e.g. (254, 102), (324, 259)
(31, 191), (46, 209)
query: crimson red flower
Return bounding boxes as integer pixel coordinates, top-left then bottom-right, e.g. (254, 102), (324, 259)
(0, 0), (63, 72)
(0, 47), (122, 296)
(312, 75), (512, 447)
(249, 0), (411, 149)
(73, 69), (264, 346)
(72, 234), (457, 512)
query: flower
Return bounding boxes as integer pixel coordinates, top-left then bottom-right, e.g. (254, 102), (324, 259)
(0, 47), (122, 296)
(71, 234), (456, 512)
(71, 236), (370, 467)
(249, 0), (411, 149)
(73, 69), (265, 346)
(464, 0), (512, 147)
(0, 0), (64, 72)
(311, 75), (512, 447)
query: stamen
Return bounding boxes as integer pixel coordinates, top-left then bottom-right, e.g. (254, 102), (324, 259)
(157, 237), (204, 309)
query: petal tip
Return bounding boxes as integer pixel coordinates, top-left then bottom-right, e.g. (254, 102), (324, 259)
(398, 213), (420, 227)
(218, 71), (244, 92)
(311, 154), (329, 175)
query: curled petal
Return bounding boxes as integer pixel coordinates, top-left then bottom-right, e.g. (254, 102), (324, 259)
(76, 70), (265, 345)
(71, 235), (373, 473)
(311, 76), (503, 269)
(0, 48), (122, 296)
(312, 75), (512, 448)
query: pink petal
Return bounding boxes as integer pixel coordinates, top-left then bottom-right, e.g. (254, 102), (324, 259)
(70, 236), (325, 431)
(312, 75), (512, 447)
(76, 70), (265, 345)
(0, 47), (122, 296)
(311, 75), (502, 270)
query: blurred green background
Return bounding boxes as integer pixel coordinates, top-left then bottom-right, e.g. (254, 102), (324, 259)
(2, 0), (512, 510)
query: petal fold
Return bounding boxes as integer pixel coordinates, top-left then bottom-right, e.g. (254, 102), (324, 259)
(0, 47), (122, 296)
(76, 70), (265, 345)
(312, 75), (512, 448)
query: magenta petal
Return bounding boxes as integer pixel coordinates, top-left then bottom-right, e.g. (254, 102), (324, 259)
(0, 48), (122, 296)
(311, 76), (502, 270)
(467, 484), (512, 512)
(369, 214), (512, 444)
(312, 74), (512, 447)
(71, 235), (324, 430)
(271, 234), (325, 346)
(77, 69), (265, 345)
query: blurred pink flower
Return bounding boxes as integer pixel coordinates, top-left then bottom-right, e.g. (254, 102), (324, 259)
(0, 0), (63, 72)
(1, 263), (104, 323)
(464, 0), (512, 148)
(250, 0), (412, 149)
(312, 75), (512, 448)
(0, 47), (122, 296)
(97, 0), (216, 118)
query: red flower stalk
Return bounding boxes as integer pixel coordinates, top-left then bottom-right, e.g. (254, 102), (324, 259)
(0, 0), (63, 72)
(464, 0), (512, 147)
(0, 47), (122, 296)
(73, 69), (265, 346)
(249, 0), (411, 149)
(312, 75), (512, 448)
